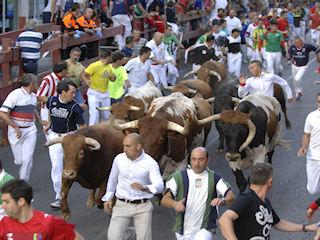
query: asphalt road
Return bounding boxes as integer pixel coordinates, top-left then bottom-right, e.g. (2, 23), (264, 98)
(1, 47), (320, 240)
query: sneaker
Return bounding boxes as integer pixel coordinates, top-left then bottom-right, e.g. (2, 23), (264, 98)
(296, 93), (302, 101)
(50, 200), (61, 209)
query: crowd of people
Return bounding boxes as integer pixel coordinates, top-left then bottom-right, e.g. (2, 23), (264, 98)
(1, 0), (320, 239)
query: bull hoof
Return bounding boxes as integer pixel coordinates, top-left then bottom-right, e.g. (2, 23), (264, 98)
(86, 198), (95, 208)
(286, 121), (292, 129)
(216, 148), (224, 154)
(62, 212), (71, 221)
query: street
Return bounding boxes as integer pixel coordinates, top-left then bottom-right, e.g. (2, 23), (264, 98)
(1, 53), (320, 240)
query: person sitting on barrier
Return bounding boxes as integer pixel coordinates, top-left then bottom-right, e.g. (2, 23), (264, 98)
(62, 3), (80, 36)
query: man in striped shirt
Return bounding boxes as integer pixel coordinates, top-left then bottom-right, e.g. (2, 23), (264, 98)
(0, 74), (40, 181)
(37, 62), (68, 122)
(15, 19), (43, 75)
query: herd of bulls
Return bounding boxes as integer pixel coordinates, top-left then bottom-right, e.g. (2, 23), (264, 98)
(45, 61), (291, 219)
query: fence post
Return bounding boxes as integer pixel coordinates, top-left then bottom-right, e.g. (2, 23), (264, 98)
(1, 38), (12, 85)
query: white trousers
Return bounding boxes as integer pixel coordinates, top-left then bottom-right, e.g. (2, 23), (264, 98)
(292, 64), (307, 96)
(8, 125), (37, 181)
(266, 52), (282, 75)
(311, 29), (320, 47)
(167, 62), (179, 85)
(47, 130), (65, 200)
(150, 65), (167, 88)
(111, 14), (132, 49)
(107, 199), (153, 240)
(175, 228), (213, 240)
(227, 52), (242, 78)
(306, 158), (320, 195)
(87, 88), (110, 126)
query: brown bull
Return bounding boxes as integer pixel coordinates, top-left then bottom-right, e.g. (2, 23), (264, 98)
(111, 93), (217, 177)
(97, 81), (162, 121)
(167, 79), (213, 99)
(45, 121), (124, 220)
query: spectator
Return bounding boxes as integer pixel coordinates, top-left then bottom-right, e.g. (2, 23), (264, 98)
(65, 47), (87, 109)
(37, 62), (68, 122)
(121, 36), (134, 58)
(15, 19), (43, 75)
(0, 159), (14, 219)
(42, 0), (54, 24)
(124, 46), (154, 92)
(225, 9), (242, 35)
(132, 29), (148, 56)
(310, 7), (320, 47)
(161, 147), (235, 240)
(0, 74), (40, 182)
(209, 0), (228, 20)
(109, 0), (133, 49)
(102, 133), (164, 240)
(81, 48), (115, 125)
(287, 37), (320, 100)
(297, 93), (320, 194)
(219, 163), (318, 239)
(219, 19), (229, 36)
(62, 3), (80, 35)
(292, 5), (305, 39)
(109, 51), (130, 104)
(0, 179), (84, 239)
(146, 32), (173, 88)
(44, 80), (86, 209)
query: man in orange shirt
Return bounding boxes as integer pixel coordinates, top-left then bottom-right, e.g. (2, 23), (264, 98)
(62, 3), (80, 35)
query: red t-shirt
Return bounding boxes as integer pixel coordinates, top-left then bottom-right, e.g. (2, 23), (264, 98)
(0, 210), (75, 240)
(310, 14), (320, 29)
(277, 18), (288, 37)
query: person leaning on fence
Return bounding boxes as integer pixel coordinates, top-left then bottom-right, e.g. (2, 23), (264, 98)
(15, 19), (43, 75)
(0, 74), (41, 182)
(132, 29), (148, 56)
(0, 179), (84, 240)
(161, 147), (235, 240)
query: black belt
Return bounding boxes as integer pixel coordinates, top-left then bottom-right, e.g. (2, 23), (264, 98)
(117, 198), (149, 204)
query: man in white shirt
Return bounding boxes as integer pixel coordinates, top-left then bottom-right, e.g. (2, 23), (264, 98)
(146, 32), (174, 89)
(297, 93), (320, 194)
(209, 0), (228, 20)
(238, 60), (293, 101)
(103, 133), (163, 240)
(124, 46), (154, 92)
(225, 9), (242, 35)
(161, 147), (235, 240)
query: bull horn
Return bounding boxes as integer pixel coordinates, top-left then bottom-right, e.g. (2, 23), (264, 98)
(167, 120), (189, 135)
(163, 86), (174, 91)
(196, 113), (221, 125)
(129, 105), (141, 111)
(239, 119), (256, 152)
(210, 71), (222, 82)
(206, 97), (215, 103)
(111, 118), (139, 130)
(85, 137), (101, 150)
(188, 88), (197, 94)
(97, 106), (112, 111)
(183, 68), (198, 78)
(231, 97), (241, 105)
(45, 136), (64, 147)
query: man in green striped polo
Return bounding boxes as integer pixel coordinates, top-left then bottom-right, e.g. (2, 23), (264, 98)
(161, 147), (235, 240)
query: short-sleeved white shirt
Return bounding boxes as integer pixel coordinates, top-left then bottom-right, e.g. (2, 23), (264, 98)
(304, 109), (320, 160)
(166, 168), (230, 236)
(124, 57), (151, 88)
(0, 88), (37, 127)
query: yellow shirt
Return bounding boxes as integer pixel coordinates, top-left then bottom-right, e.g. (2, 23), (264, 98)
(85, 60), (113, 92)
(109, 65), (128, 99)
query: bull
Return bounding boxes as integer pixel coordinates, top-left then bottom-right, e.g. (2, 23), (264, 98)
(97, 81), (162, 121)
(45, 121), (124, 220)
(111, 92), (215, 178)
(207, 94), (289, 191)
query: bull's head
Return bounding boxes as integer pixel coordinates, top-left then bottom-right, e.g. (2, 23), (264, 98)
(45, 134), (101, 179)
(111, 116), (190, 162)
(97, 103), (141, 121)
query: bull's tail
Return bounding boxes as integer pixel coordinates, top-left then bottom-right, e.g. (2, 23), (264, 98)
(276, 138), (292, 150)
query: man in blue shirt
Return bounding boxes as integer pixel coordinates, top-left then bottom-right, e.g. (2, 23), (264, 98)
(44, 79), (85, 209)
(288, 36), (320, 100)
(110, 0), (134, 49)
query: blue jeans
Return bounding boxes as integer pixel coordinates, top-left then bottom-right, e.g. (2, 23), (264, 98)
(74, 90), (85, 104)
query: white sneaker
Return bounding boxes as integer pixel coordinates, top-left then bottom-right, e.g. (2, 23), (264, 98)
(50, 200), (61, 209)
